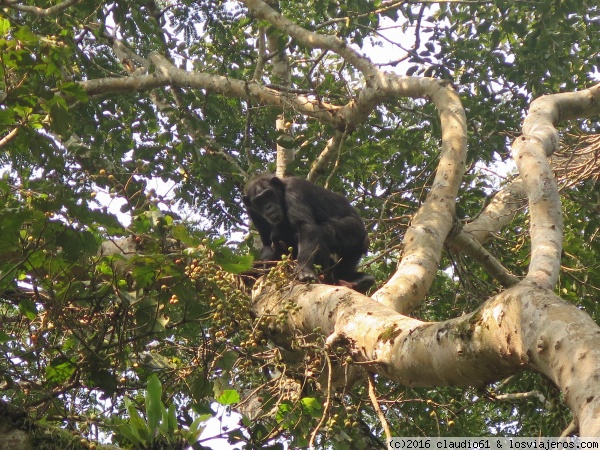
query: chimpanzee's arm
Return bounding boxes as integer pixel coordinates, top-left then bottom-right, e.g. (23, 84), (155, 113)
(283, 184), (330, 280)
(248, 210), (278, 261)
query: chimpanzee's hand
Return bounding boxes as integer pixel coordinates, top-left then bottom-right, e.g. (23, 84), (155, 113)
(296, 266), (318, 282)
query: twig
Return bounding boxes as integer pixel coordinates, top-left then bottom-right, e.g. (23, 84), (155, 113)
(368, 373), (392, 443)
(309, 352), (333, 449)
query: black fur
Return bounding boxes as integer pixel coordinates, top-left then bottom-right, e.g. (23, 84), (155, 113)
(243, 173), (372, 287)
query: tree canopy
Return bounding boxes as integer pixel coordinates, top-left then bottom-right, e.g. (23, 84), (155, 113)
(0, 0), (600, 449)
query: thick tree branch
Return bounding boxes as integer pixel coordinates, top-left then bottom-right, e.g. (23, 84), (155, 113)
(372, 79), (467, 313)
(0, 127), (19, 148)
(252, 281), (600, 435)
(513, 83), (600, 288)
(307, 131), (347, 182)
(78, 53), (344, 128)
(463, 178), (527, 244)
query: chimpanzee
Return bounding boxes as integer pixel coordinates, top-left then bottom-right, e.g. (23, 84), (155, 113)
(243, 173), (374, 291)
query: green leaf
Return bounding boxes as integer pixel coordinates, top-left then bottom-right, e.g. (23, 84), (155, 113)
(135, 296), (168, 332)
(131, 213), (152, 233)
(215, 252), (254, 274)
(146, 374), (163, 432)
(49, 100), (72, 135)
(0, 108), (15, 126)
(125, 398), (151, 444)
(190, 372), (212, 401)
(14, 25), (38, 44)
(68, 205), (125, 234)
(212, 245), (253, 274)
(56, 229), (99, 261)
(0, 208), (29, 252)
(58, 81), (89, 102)
(183, 414), (210, 443)
(18, 299), (37, 320)
(131, 263), (156, 288)
(275, 401), (293, 423)
(216, 350), (238, 371)
(165, 403), (177, 433)
(216, 389), (240, 406)
(116, 422), (143, 445)
(300, 397), (322, 417)
(87, 369), (118, 396)
(0, 17), (11, 35)
(171, 224), (202, 247)
(46, 356), (77, 384)
(158, 403), (169, 435)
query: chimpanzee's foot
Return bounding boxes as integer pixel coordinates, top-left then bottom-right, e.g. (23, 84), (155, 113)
(339, 272), (375, 294)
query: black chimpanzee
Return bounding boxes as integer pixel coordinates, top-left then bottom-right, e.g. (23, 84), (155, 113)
(243, 173), (374, 291)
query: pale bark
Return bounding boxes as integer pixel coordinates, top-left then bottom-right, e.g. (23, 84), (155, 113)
(0, 127), (19, 149)
(307, 131), (347, 182)
(252, 281), (600, 435)
(371, 79), (467, 313)
(513, 84), (600, 288)
(275, 116), (294, 178)
(447, 230), (519, 287)
(463, 178), (527, 244)
(267, 13), (296, 178)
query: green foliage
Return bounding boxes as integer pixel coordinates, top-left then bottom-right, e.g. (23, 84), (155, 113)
(112, 375), (208, 448)
(217, 389), (241, 406)
(0, 0), (597, 447)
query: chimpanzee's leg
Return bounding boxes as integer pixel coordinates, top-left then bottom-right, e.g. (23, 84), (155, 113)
(295, 224), (331, 282)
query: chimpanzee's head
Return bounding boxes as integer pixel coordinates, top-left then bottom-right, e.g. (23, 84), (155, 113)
(243, 175), (286, 225)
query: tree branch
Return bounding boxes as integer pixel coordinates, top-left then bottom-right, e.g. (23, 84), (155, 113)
(368, 374), (392, 443)
(0, 127), (19, 148)
(241, 0), (379, 82)
(78, 52), (344, 128)
(513, 83), (600, 288)
(448, 230), (520, 287)
(463, 178), (527, 244)
(252, 281), (600, 435)
(372, 79), (467, 313)
(307, 131), (347, 182)
(0, 0), (81, 17)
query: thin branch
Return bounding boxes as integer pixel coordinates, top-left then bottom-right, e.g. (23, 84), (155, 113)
(494, 390), (546, 403)
(252, 26), (267, 81)
(309, 352), (333, 449)
(241, 0), (379, 82)
(0, 127), (19, 148)
(463, 178), (526, 245)
(307, 131), (346, 182)
(448, 230), (520, 288)
(368, 374), (392, 443)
